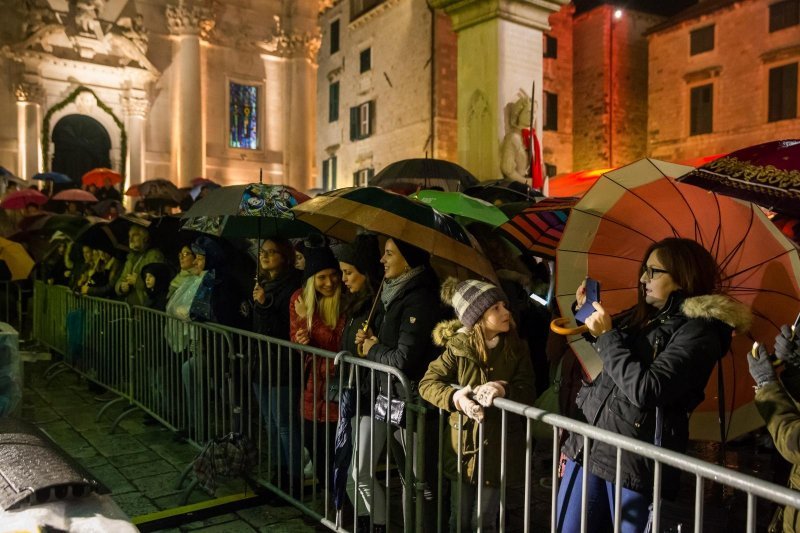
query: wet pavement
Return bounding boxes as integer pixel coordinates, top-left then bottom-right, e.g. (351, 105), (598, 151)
(15, 353), (789, 532)
(19, 357), (323, 532)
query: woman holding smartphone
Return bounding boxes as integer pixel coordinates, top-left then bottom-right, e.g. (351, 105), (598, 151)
(556, 238), (752, 533)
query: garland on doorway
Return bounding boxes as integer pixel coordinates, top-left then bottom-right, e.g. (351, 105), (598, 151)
(41, 86), (127, 178)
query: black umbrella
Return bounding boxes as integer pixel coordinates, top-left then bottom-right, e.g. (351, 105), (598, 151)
(464, 178), (543, 205)
(369, 158), (479, 193)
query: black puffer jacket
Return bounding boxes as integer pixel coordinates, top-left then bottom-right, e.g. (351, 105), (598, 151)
(562, 291), (751, 498)
(366, 268), (444, 397)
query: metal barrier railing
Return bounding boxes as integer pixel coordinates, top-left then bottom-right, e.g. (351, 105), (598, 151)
(30, 282), (800, 533)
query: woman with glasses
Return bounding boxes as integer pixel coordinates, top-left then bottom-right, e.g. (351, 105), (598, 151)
(251, 238), (304, 499)
(556, 238), (752, 533)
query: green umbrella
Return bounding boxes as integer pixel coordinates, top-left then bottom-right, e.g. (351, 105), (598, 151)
(409, 189), (509, 227)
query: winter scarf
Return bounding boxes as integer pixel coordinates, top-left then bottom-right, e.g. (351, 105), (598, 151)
(380, 265), (424, 309)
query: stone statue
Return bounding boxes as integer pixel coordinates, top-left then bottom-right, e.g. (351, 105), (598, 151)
(500, 91), (536, 184)
(117, 13), (148, 54)
(21, 0), (55, 37)
(75, 0), (106, 39)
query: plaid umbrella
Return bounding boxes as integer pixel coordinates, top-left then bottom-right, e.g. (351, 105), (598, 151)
(677, 139), (800, 218)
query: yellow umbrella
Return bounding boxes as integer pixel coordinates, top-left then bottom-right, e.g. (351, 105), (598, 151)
(0, 237), (35, 281)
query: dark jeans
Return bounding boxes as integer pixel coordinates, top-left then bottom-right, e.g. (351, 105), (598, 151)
(252, 383), (303, 488)
(556, 459), (650, 533)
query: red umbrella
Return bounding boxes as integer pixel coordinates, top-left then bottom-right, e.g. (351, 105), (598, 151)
(82, 168), (122, 188)
(0, 189), (48, 209)
(52, 189), (98, 203)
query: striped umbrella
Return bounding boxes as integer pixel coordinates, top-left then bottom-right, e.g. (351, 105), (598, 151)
(498, 197), (578, 259)
(292, 187), (497, 282)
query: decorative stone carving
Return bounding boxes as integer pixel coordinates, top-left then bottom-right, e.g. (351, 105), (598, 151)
(21, 1), (57, 37)
(122, 96), (149, 118)
(259, 15), (321, 62)
(117, 14), (149, 54)
(14, 82), (44, 104)
(166, 0), (216, 40)
(75, 90), (98, 113)
(75, 0), (106, 39)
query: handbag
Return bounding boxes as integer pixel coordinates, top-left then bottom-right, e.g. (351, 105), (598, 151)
(532, 360), (562, 441)
(374, 394), (406, 428)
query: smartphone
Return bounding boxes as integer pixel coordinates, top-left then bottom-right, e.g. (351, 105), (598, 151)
(575, 278), (601, 323)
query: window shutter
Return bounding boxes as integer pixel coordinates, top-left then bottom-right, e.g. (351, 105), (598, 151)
(368, 100), (376, 137)
(350, 106), (359, 140)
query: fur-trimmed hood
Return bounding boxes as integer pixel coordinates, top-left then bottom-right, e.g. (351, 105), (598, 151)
(433, 319), (467, 347)
(681, 294), (752, 334)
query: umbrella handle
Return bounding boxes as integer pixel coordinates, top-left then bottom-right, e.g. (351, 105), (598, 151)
(550, 317), (589, 336)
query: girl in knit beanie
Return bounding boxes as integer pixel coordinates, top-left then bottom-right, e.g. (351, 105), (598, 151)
(419, 277), (536, 532)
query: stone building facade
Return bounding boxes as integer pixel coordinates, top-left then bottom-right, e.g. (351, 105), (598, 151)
(315, 0), (458, 190)
(648, 0), (800, 161)
(0, 0), (319, 191)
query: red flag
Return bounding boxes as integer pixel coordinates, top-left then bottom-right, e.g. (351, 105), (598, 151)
(521, 128), (544, 191)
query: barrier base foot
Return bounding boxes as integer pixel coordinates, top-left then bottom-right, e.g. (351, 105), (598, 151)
(109, 406), (140, 434)
(95, 396), (125, 422)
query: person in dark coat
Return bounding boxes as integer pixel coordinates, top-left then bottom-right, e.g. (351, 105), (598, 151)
(335, 233), (384, 532)
(556, 238), (752, 533)
(142, 262), (173, 311)
(250, 237), (304, 496)
(357, 237), (444, 531)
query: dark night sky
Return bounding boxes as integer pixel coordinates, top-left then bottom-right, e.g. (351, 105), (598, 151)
(573, 0), (700, 16)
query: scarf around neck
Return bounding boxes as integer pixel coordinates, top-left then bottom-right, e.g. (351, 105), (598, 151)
(380, 265), (424, 309)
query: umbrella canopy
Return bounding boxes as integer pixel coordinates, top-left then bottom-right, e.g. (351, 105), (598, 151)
(464, 178), (542, 205)
(52, 189), (98, 203)
(498, 197), (578, 259)
(554, 158), (800, 441)
(292, 187), (497, 282)
(370, 158), (480, 193)
(82, 168), (122, 188)
(0, 236), (35, 281)
(0, 167), (26, 187)
(409, 189), (509, 227)
(0, 189), (48, 209)
(181, 183), (314, 239)
(74, 220), (129, 256)
(126, 179), (184, 204)
(32, 172), (71, 184)
(677, 139), (800, 218)
(191, 177), (217, 188)
(91, 199), (125, 218)
(18, 213), (92, 239)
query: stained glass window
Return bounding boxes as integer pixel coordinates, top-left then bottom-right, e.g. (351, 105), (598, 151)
(229, 82), (258, 149)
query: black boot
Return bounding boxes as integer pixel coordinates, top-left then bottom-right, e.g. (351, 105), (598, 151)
(372, 525), (387, 533)
(356, 516), (371, 533)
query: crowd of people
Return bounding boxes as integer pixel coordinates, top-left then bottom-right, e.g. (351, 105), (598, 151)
(2, 179), (798, 532)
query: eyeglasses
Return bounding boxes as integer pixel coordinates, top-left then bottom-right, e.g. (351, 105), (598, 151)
(179, 251), (194, 258)
(641, 265), (669, 280)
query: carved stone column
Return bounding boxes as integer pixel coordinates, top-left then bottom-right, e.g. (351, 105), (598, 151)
(430, 0), (568, 180)
(166, 1), (215, 187)
(123, 96), (149, 188)
(14, 82), (44, 180)
(260, 17), (320, 191)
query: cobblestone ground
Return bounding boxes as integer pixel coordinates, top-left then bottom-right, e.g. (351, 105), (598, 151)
(20, 359), (324, 532)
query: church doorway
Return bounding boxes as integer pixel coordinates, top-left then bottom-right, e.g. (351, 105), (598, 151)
(51, 114), (112, 187)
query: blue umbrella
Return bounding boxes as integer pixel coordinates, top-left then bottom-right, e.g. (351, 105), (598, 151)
(32, 172), (71, 184)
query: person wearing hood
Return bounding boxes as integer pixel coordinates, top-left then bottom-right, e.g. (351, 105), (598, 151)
(419, 278), (536, 532)
(355, 237), (444, 531)
(251, 237), (304, 497)
(115, 225), (164, 306)
(748, 326), (800, 533)
(168, 245), (196, 299)
(556, 238), (752, 533)
(189, 236), (237, 326)
(289, 240), (345, 490)
(142, 262), (174, 311)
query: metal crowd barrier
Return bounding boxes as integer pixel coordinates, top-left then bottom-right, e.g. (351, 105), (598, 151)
(0, 280), (31, 337)
(30, 281), (800, 533)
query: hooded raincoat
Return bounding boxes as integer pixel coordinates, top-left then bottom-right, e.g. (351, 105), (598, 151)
(419, 319), (536, 486)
